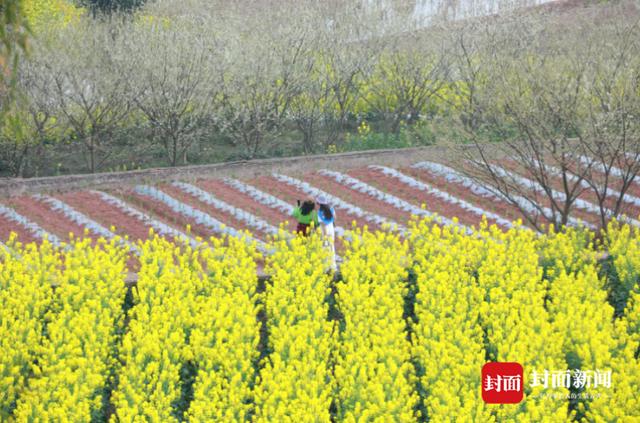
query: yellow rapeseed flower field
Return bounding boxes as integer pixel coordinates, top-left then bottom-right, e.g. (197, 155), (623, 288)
(1, 217), (639, 421)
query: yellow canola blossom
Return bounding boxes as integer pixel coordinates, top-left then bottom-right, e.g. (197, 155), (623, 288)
(582, 222), (640, 421)
(112, 234), (261, 422)
(11, 237), (128, 421)
(253, 231), (336, 422)
(1, 217), (640, 422)
(334, 229), (418, 421)
(475, 225), (570, 422)
(409, 219), (492, 422)
(538, 225), (597, 277)
(186, 236), (260, 422)
(607, 221), (640, 323)
(546, 264), (640, 421)
(23, 0), (83, 32)
(111, 237), (193, 423)
(0, 240), (58, 420)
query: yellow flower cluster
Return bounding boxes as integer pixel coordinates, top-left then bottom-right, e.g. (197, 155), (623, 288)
(112, 235), (261, 422)
(334, 229), (417, 421)
(607, 221), (640, 314)
(23, 0), (83, 31)
(110, 238), (188, 422)
(605, 220), (640, 348)
(10, 237), (128, 421)
(546, 262), (640, 421)
(253, 231), (335, 421)
(408, 221), (491, 422)
(2, 217), (640, 421)
(0, 240), (57, 421)
(186, 237), (260, 422)
(582, 222), (640, 421)
(538, 225), (597, 276)
(475, 225), (569, 421)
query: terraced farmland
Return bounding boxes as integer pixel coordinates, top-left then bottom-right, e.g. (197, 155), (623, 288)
(3, 154), (640, 259)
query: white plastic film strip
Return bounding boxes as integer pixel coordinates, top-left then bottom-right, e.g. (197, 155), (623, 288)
(222, 178), (348, 238)
(0, 203), (62, 246)
(173, 182), (280, 236)
(412, 161), (592, 229)
(92, 190), (198, 248)
(540, 161), (640, 209)
(34, 195), (138, 252)
(318, 169), (472, 235)
(486, 164), (638, 227)
(134, 185), (266, 251)
(370, 165), (514, 229)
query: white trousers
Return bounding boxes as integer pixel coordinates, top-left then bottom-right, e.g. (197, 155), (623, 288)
(320, 223), (337, 271)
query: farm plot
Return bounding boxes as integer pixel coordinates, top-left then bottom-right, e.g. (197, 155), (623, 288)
(499, 159), (640, 223)
(402, 163), (529, 226)
(57, 191), (158, 242)
(476, 162), (602, 229)
(3, 157), (640, 251)
(197, 178), (297, 232)
(409, 161), (591, 229)
(350, 166), (513, 229)
(0, 205), (51, 245)
(247, 174), (378, 233)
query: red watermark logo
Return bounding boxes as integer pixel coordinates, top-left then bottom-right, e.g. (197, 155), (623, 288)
(482, 362), (524, 404)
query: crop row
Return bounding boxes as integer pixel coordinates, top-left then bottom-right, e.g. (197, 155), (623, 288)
(1, 219), (640, 421)
(5, 159), (640, 249)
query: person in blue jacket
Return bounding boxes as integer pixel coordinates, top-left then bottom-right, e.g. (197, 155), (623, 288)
(316, 195), (337, 271)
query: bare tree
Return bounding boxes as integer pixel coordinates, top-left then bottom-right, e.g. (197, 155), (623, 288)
(456, 4), (640, 231)
(43, 23), (132, 173)
(361, 32), (450, 133)
(287, 5), (379, 154)
(217, 9), (315, 159)
(317, 36), (373, 150)
(0, 57), (67, 177)
(126, 25), (222, 167)
(288, 51), (330, 154)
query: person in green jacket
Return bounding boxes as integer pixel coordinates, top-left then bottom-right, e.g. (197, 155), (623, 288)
(292, 199), (318, 236)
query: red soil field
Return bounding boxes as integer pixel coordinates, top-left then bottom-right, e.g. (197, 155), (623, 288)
(500, 160), (640, 220)
(7, 196), (92, 242)
(58, 191), (155, 242)
(196, 178), (296, 232)
(560, 159), (640, 199)
(0, 213), (39, 245)
(249, 175), (384, 232)
(299, 172), (413, 226)
(116, 191), (213, 240)
(348, 167), (508, 229)
(484, 160), (607, 227)
(195, 178), (346, 252)
(404, 167), (543, 228)
(158, 184), (268, 241)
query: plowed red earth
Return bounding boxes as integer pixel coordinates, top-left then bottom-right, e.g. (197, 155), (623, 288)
(0, 214), (38, 245)
(348, 167), (507, 229)
(299, 172), (408, 227)
(158, 184), (265, 240)
(58, 191), (154, 242)
(118, 191), (211, 239)
(404, 167), (547, 228)
(249, 175), (384, 232)
(8, 196), (91, 241)
(500, 160), (640, 220)
(196, 178), (296, 232)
